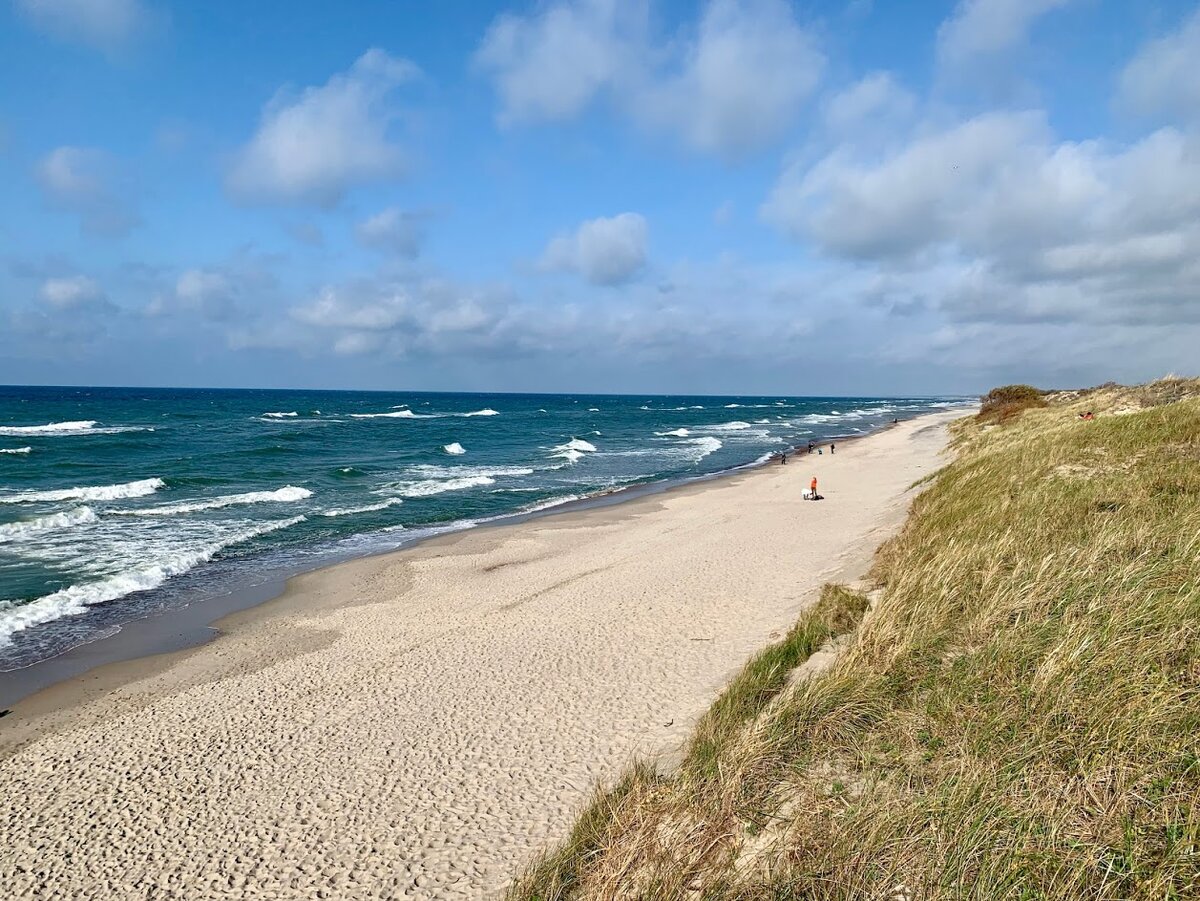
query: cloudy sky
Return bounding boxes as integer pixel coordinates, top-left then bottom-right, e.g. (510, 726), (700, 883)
(2, 0), (1198, 395)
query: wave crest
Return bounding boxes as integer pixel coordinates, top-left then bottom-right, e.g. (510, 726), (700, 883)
(0, 477), (165, 504)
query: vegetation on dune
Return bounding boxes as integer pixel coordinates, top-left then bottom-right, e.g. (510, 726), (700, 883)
(509, 377), (1200, 901)
(976, 384), (1047, 423)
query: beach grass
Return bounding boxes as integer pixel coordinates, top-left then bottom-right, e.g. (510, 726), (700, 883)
(508, 377), (1200, 900)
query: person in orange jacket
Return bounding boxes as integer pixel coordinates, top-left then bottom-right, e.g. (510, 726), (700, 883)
(810, 475), (818, 498)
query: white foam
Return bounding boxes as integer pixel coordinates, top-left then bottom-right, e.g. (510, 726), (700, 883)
(556, 438), (597, 453)
(263, 411), (298, 418)
(406, 464), (534, 480)
(724, 403), (742, 408)
(114, 486), (312, 516)
(0, 420), (96, 435)
(0, 420), (148, 436)
(443, 442), (467, 455)
(0, 516), (306, 646)
(657, 428), (690, 437)
(1, 447), (32, 455)
(706, 421), (752, 431)
(0, 477), (165, 505)
(550, 437), (597, 464)
(352, 407), (499, 420)
(687, 436), (723, 459)
(391, 475), (497, 498)
(587, 408), (600, 412)
(321, 498), (404, 518)
(351, 409), (424, 419)
(0, 506), (97, 541)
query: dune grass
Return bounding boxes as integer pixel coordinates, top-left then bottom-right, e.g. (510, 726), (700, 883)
(508, 378), (1200, 900)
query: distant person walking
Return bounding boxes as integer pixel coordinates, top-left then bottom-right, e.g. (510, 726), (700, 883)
(830, 442), (836, 455)
(779, 451), (787, 465)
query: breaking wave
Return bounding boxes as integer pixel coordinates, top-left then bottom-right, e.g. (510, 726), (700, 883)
(1, 447), (32, 455)
(0, 516), (306, 647)
(0, 506), (98, 541)
(321, 498), (404, 518)
(114, 486), (312, 517)
(0, 477), (165, 504)
(444, 442), (467, 455)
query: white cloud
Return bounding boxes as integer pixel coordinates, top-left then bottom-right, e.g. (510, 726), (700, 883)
(632, 0), (823, 159)
(822, 71), (915, 136)
(475, 0), (822, 158)
(1118, 8), (1200, 127)
(763, 108), (1200, 330)
(355, 207), (424, 258)
(474, 0), (646, 124)
(15, 0), (153, 51)
(38, 275), (104, 309)
(36, 146), (139, 237)
(937, 0), (1071, 74)
(226, 49), (419, 206)
(540, 213), (648, 285)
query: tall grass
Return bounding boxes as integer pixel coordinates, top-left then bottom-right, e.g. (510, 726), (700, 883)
(508, 379), (1200, 900)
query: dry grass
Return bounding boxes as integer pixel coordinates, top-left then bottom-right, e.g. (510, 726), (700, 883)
(509, 379), (1200, 901)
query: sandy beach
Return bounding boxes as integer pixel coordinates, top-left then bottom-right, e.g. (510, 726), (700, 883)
(0, 411), (959, 899)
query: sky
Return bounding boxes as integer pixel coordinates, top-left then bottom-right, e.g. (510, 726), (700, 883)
(1, 0), (1198, 396)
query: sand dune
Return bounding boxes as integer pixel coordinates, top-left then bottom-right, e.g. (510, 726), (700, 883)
(0, 411), (958, 899)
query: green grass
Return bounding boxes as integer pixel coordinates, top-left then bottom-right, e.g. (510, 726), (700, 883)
(508, 379), (1200, 900)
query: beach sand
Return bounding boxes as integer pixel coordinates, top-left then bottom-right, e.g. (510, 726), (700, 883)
(0, 411), (959, 899)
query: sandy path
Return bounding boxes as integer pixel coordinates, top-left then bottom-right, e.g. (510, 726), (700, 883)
(0, 411), (958, 900)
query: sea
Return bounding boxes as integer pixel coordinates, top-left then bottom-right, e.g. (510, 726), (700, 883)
(0, 386), (967, 671)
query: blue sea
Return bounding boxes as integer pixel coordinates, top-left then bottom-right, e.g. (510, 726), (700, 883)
(0, 386), (965, 670)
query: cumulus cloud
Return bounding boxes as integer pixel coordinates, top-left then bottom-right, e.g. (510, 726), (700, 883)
(763, 106), (1200, 333)
(540, 213), (648, 285)
(355, 207), (425, 258)
(822, 72), (915, 137)
(936, 0), (1071, 77)
(15, 0), (155, 51)
(36, 146), (139, 237)
(632, 0), (823, 159)
(474, 0), (646, 124)
(1117, 7), (1200, 127)
(226, 49), (419, 206)
(38, 275), (109, 310)
(475, 0), (821, 158)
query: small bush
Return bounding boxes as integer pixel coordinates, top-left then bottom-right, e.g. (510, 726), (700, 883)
(977, 384), (1046, 423)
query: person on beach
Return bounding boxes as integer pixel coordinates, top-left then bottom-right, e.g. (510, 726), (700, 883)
(779, 451), (787, 465)
(810, 476), (818, 498)
(830, 442), (836, 455)
(807, 441), (814, 454)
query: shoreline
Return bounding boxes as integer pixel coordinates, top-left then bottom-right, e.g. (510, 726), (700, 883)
(0, 409), (963, 899)
(0, 415), (921, 712)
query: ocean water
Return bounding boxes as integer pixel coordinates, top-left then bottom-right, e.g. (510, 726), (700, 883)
(0, 386), (966, 669)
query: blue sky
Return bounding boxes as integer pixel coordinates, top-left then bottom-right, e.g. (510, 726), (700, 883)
(2, 0), (1198, 395)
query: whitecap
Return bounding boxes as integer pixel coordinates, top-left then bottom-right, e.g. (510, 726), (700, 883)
(321, 498), (404, 518)
(0, 516), (306, 647)
(0, 506), (97, 541)
(657, 428), (690, 437)
(1, 447), (32, 455)
(587, 408), (599, 412)
(262, 411), (298, 418)
(351, 410), (425, 419)
(556, 438), (597, 453)
(461, 408), (499, 417)
(0, 477), (165, 504)
(113, 486), (311, 517)
(443, 442), (467, 455)
(0, 420), (148, 436)
(389, 475), (497, 498)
